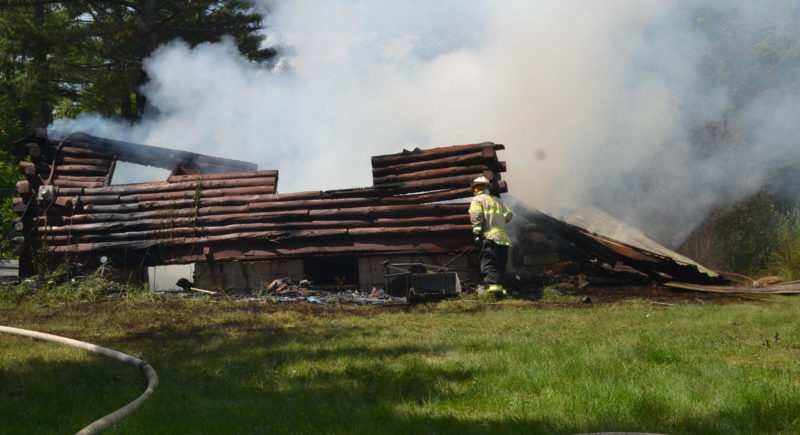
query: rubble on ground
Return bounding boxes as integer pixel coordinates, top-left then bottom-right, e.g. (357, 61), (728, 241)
(257, 278), (407, 305)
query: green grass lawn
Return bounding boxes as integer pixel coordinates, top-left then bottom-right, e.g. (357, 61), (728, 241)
(1, 294), (799, 434)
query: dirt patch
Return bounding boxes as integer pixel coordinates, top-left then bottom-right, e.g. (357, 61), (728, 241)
(564, 285), (781, 305)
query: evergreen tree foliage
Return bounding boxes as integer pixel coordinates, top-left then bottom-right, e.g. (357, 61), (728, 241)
(0, 0), (274, 256)
(1, 0), (274, 125)
(678, 1), (800, 276)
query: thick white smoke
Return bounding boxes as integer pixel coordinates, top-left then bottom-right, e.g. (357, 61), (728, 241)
(53, 0), (800, 247)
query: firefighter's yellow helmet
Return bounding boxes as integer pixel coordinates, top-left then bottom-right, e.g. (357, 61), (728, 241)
(471, 176), (491, 188)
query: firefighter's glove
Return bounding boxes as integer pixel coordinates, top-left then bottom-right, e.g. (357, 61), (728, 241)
(474, 235), (483, 247)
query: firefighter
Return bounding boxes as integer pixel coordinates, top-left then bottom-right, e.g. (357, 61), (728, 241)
(468, 176), (513, 299)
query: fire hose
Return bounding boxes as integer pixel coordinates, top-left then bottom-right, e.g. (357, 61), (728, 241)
(0, 325), (158, 434)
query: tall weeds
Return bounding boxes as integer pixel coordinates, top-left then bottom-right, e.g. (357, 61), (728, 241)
(680, 190), (797, 278)
(762, 209), (800, 280)
(0, 265), (154, 304)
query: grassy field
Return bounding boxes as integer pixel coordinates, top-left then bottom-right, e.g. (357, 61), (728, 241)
(1, 292), (799, 434)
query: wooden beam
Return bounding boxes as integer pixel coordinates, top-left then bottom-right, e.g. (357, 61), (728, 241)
(53, 164), (109, 175)
(373, 214), (467, 226)
(56, 156), (112, 167)
(78, 176), (276, 197)
(162, 236), (472, 263)
(45, 228), (349, 252)
(41, 219), (375, 243)
(77, 185), (278, 205)
(42, 201), (467, 229)
(16, 180), (31, 197)
(45, 224), (472, 254)
(41, 214), (469, 244)
(40, 208), (312, 232)
(12, 197), (27, 215)
(104, 159), (116, 186)
(370, 173), (489, 193)
(19, 161), (43, 177)
(307, 203), (468, 219)
(52, 187), (84, 196)
(59, 146), (113, 159)
(167, 170), (279, 183)
(371, 142), (504, 168)
(324, 174), (496, 199)
(53, 179), (105, 188)
(372, 163), (505, 185)
(54, 175), (106, 182)
(372, 148), (498, 177)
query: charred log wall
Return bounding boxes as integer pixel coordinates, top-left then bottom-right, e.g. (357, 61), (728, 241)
(14, 134), (507, 276)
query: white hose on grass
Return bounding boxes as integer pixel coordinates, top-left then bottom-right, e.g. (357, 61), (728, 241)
(0, 325), (158, 434)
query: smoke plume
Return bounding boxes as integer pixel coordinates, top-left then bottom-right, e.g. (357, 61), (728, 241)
(53, 0), (800, 247)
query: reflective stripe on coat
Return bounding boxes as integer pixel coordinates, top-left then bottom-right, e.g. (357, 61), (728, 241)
(469, 192), (513, 246)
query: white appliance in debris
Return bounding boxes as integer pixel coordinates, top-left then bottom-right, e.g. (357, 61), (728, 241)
(147, 264), (195, 291)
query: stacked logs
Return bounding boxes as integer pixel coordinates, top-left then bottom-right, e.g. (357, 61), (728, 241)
(14, 136), (508, 268)
(17, 145), (114, 193)
(13, 136), (118, 276)
(371, 142), (506, 186)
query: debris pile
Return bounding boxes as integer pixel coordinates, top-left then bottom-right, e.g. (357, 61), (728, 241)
(508, 203), (800, 297)
(260, 278), (407, 305)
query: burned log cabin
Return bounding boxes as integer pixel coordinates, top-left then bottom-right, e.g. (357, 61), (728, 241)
(13, 129), (507, 292)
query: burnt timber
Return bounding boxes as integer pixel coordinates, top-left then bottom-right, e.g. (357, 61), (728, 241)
(511, 205), (730, 287)
(13, 130), (743, 294)
(13, 131), (507, 283)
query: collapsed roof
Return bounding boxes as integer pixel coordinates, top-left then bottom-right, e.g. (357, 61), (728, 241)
(566, 206), (720, 280)
(512, 204), (726, 285)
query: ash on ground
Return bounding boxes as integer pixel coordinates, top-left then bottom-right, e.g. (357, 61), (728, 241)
(253, 278), (407, 305)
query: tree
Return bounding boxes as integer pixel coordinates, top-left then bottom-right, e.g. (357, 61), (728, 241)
(66, 0), (275, 119)
(692, 0), (800, 111)
(0, 0), (275, 125)
(678, 1), (800, 274)
(0, 3), (72, 138)
(0, 3), (76, 255)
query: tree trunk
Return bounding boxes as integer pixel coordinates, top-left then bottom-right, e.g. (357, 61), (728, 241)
(134, 0), (159, 117)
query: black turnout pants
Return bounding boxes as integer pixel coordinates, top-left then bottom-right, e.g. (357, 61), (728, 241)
(480, 239), (508, 287)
